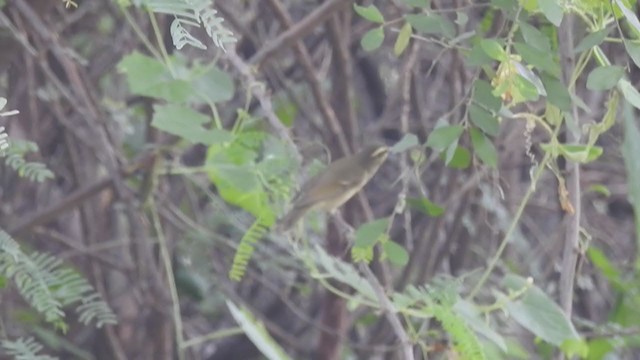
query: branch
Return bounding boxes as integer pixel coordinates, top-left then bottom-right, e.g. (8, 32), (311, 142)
(248, 0), (352, 67)
(558, 13), (582, 318)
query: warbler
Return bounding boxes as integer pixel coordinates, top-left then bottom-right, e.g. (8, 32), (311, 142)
(277, 144), (389, 231)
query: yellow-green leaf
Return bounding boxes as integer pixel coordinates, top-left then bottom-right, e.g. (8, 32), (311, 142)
(394, 22), (412, 56)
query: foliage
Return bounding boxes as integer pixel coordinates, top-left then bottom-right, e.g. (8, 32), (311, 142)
(228, 214), (273, 281)
(1, 140), (54, 183)
(347, 0), (640, 357)
(0, 97), (53, 182)
(141, 0), (236, 51)
(1, 337), (57, 360)
(0, 230), (117, 332)
(116, 0), (640, 356)
(117, 34), (293, 282)
(227, 301), (293, 360)
(4, 0), (638, 357)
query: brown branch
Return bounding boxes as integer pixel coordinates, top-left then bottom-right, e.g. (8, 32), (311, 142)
(249, 0), (352, 67)
(558, 13), (582, 318)
(7, 151), (158, 238)
(224, 48), (302, 165)
(11, 0), (125, 196)
(262, 0), (352, 157)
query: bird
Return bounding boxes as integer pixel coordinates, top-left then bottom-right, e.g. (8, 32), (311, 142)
(277, 144), (389, 231)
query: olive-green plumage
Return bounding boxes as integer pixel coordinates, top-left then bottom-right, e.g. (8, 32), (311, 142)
(278, 145), (389, 231)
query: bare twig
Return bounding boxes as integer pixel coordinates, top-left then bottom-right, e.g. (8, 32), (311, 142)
(249, 0), (352, 67)
(224, 48), (302, 164)
(262, 0), (352, 156)
(558, 13), (582, 318)
(332, 215), (415, 360)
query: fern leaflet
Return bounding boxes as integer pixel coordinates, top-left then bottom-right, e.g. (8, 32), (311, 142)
(228, 215), (272, 281)
(143, 0), (236, 51)
(1, 337), (57, 360)
(1, 140), (54, 183)
(0, 230), (117, 331)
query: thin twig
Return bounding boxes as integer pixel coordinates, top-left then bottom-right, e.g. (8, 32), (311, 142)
(558, 12), (582, 321)
(224, 48), (302, 164)
(333, 215), (415, 360)
(249, 0), (352, 67)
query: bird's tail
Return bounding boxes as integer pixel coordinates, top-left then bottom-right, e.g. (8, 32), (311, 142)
(276, 204), (311, 232)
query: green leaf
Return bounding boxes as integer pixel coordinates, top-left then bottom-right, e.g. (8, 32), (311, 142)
(394, 22), (413, 56)
(466, 41), (493, 66)
(455, 12), (468, 26)
(513, 42), (560, 78)
(513, 62), (546, 97)
(274, 99), (298, 127)
(624, 39), (640, 69)
(541, 74), (572, 111)
(152, 104), (234, 145)
(519, 22), (551, 52)
(407, 197), (445, 216)
(470, 128), (498, 167)
(118, 51), (191, 102)
(502, 274), (582, 347)
(538, 0), (563, 27)
(585, 339), (615, 360)
(512, 74), (542, 102)
(614, 0), (640, 34)
(586, 66), (625, 91)
(619, 78), (640, 109)
(480, 39), (507, 61)
(227, 301), (294, 360)
(401, 0), (428, 7)
(351, 245), (374, 263)
(622, 102), (640, 252)
(406, 14), (455, 38)
(560, 339), (589, 358)
(426, 125), (464, 151)
(354, 218), (389, 248)
(563, 144), (603, 163)
(491, 0), (519, 14)
(191, 65), (235, 103)
(540, 143), (603, 163)
(390, 133), (419, 153)
(382, 240), (409, 267)
(573, 28), (610, 54)
(206, 144), (269, 218)
(469, 104), (499, 136)
(587, 247), (620, 283)
(361, 27), (385, 51)
(353, 4), (384, 24)
(587, 184), (611, 197)
(444, 145), (471, 169)
(520, 0), (537, 12)
(473, 80), (502, 112)
(454, 299), (508, 352)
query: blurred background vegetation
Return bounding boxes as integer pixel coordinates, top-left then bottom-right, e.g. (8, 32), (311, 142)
(1, 0), (640, 359)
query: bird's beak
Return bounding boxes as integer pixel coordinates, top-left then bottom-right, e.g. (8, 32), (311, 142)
(372, 146), (389, 159)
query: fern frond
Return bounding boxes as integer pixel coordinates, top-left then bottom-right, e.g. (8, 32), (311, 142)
(2, 140), (54, 183)
(76, 293), (118, 327)
(0, 126), (8, 154)
(170, 18), (207, 50)
(308, 244), (377, 301)
(0, 230), (118, 330)
(398, 282), (486, 359)
(431, 302), (486, 360)
(1, 337), (57, 360)
(228, 215), (271, 281)
(0, 232), (65, 328)
(144, 0), (236, 51)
